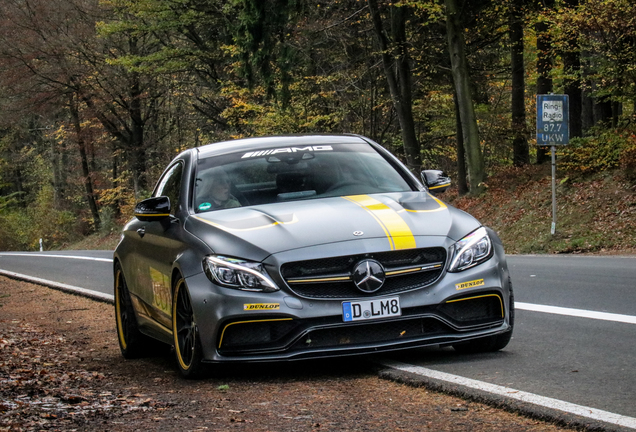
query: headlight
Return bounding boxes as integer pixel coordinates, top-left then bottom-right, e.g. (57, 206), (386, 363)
(448, 227), (492, 272)
(203, 256), (278, 292)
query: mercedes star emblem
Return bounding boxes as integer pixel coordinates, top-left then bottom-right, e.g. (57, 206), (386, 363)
(352, 259), (385, 293)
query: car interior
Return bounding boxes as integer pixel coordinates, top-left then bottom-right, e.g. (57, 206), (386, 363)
(194, 148), (413, 212)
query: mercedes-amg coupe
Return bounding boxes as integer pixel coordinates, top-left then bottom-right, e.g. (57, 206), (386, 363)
(113, 135), (514, 378)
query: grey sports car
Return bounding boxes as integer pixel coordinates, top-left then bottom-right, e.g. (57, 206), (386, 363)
(113, 134), (514, 378)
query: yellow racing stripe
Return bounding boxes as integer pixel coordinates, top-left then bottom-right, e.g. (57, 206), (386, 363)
(344, 195), (416, 250)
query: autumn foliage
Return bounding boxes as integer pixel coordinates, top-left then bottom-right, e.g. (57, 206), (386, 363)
(0, 0), (635, 250)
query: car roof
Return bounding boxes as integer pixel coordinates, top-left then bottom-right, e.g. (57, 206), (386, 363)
(195, 134), (371, 159)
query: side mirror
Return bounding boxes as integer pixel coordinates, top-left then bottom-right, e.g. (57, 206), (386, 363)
(421, 170), (451, 194)
(134, 196), (171, 221)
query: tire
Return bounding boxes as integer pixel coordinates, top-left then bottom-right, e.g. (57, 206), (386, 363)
(453, 280), (515, 354)
(172, 276), (205, 379)
(114, 263), (155, 359)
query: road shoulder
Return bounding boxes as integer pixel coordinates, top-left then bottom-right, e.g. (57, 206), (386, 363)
(0, 276), (572, 431)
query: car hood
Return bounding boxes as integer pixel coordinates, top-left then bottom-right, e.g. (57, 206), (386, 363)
(185, 192), (480, 262)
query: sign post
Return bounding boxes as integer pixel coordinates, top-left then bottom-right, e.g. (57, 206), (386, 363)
(536, 94), (569, 235)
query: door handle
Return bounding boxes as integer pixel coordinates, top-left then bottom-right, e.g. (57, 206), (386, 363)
(136, 227), (146, 238)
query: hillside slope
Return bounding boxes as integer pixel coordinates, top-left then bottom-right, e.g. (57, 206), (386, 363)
(447, 165), (636, 255)
(63, 165), (636, 256)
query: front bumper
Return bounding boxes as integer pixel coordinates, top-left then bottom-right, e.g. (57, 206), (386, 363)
(186, 245), (511, 363)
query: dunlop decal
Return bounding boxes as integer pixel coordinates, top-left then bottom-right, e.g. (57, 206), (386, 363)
(244, 303), (280, 311)
(344, 195), (416, 250)
(455, 279), (485, 290)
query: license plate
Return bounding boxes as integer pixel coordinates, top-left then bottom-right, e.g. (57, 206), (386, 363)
(342, 297), (401, 322)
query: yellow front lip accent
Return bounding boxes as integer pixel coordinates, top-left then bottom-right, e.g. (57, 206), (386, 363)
(343, 195), (416, 250)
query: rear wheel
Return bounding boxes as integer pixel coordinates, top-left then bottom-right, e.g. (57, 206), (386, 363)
(114, 263), (154, 358)
(453, 281), (515, 354)
(172, 276), (205, 379)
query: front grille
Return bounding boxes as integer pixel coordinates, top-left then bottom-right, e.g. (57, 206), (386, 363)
(281, 247), (446, 299)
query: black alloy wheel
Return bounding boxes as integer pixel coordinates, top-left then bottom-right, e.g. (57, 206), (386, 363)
(114, 263), (152, 358)
(172, 276), (204, 378)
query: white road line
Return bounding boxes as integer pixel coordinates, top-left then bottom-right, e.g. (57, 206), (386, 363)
(0, 253), (113, 263)
(0, 269), (114, 303)
(516, 302), (636, 325)
(380, 359), (636, 430)
(3, 253), (636, 327)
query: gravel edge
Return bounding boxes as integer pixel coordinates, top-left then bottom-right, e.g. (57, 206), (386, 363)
(0, 269), (114, 304)
(377, 367), (631, 432)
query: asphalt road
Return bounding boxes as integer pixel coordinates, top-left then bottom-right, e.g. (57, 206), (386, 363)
(388, 255), (636, 420)
(1, 252), (635, 424)
(0, 250), (113, 296)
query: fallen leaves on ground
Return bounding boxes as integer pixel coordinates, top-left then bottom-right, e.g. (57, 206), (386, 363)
(0, 277), (572, 431)
(0, 322), (172, 430)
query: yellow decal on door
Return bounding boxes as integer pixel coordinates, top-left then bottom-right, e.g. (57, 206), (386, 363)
(149, 267), (172, 314)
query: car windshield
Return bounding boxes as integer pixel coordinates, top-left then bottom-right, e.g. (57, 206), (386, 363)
(194, 142), (413, 213)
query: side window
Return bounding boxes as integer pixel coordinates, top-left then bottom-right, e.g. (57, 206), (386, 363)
(154, 162), (183, 215)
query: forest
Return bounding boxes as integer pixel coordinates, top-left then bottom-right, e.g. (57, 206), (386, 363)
(1, 0), (635, 251)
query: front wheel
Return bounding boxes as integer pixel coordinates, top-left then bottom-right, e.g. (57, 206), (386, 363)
(172, 276), (205, 379)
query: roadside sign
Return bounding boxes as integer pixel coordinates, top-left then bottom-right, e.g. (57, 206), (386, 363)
(537, 94), (569, 235)
(537, 94), (569, 146)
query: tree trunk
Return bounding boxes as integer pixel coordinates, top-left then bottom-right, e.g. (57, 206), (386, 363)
(445, 0), (485, 195)
(563, 0), (582, 139)
(612, 101), (622, 127)
(594, 99), (613, 125)
(582, 91), (594, 131)
(563, 51), (582, 139)
(68, 92), (101, 231)
(535, 0), (554, 164)
(111, 141), (121, 218)
(51, 138), (63, 209)
(129, 36), (147, 198)
(510, 0), (529, 166)
(368, 0), (421, 172)
(454, 92), (469, 196)
(13, 168), (25, 207)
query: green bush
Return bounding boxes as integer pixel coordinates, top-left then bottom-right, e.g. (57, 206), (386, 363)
(0, 184), (81, 251)
(0, 207), (79, 251)
(560, 127), (636, 174)
(620, 133), (636, 181)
